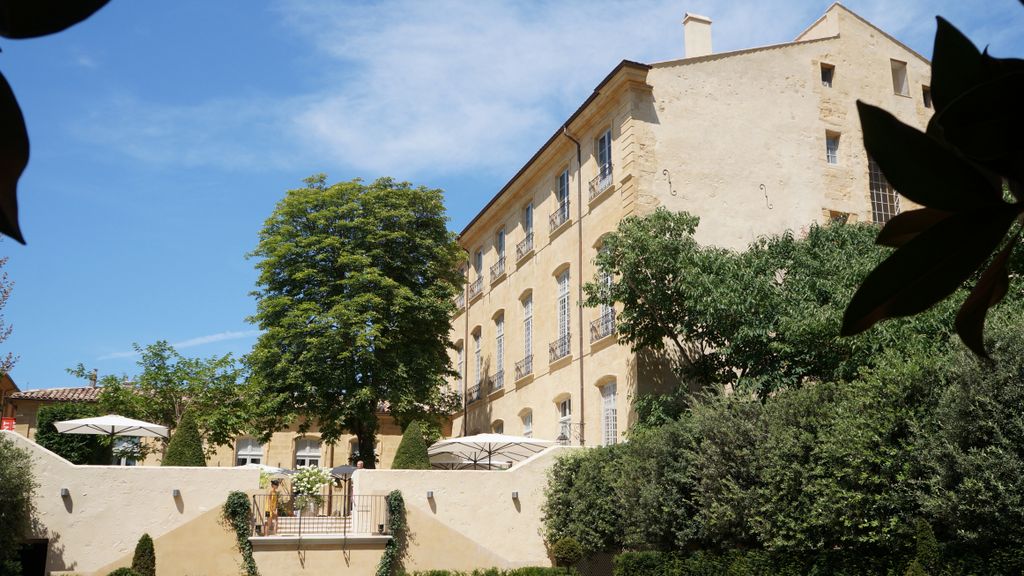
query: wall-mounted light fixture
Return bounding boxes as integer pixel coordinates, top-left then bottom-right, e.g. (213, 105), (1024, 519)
(426, 490), (434, 499)
(512, 491), (519, 500)
(378, 523), (385, 534)
(172, 489), (181, 498)
(60, 488), (70, 498)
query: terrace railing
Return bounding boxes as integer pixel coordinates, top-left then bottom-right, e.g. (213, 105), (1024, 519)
(589, 163), (613, 202)
(490, 257), (506, 283)
(516, 233), (534, 261)
(490, 370), (504, 392)
(468, 277), (483, 300)
(514, 355), (533, 380)
(251, 494), (389, 538)
(455, 292), (465, 311)
(549, 202), (570, 232)
(590, 309), (616, 342)
(549, 333), (571, 363)
(467, 382), (483, 403)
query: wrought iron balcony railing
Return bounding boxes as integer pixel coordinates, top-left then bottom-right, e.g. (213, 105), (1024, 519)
(549, 202), (570, 232)
(549, 333), (571, 363)
(489, 257), (506, 283)
(468, 277), (483, 300)
(467, 382), (482, 403)
(589, 163), (613, 202)
(250, 494), (389, 537)
(590, 309), (616, 342)
(516, 233), (534, 261)
(490, 370), (504, 391)
(454, 292), (465, 311)
(557, 422), (584, 446)
(514, 355), (533, 380)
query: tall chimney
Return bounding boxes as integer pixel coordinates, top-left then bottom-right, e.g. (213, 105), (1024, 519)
(683, 13), (713, 58)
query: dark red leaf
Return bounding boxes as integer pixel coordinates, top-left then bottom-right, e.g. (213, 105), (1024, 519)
(0, 0), (109, 39)
(0, 71), (26, 244)
(841, 207), (1017, 337)
(954, 239), (1014, 357)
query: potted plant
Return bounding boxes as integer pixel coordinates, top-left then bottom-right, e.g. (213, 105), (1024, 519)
(291, 466), (329, 516)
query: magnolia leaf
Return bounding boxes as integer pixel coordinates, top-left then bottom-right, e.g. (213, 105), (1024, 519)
(0, 0), (109, 39)
(0, 71), (26, 244)
(875, 208), (952, 248)
(859, 101), (1000, 209)
(841, 207), (1018, 337)
(934, 72), (1024, 179)
(954, 239), (1015, 357)
(930, 17), (986, 114)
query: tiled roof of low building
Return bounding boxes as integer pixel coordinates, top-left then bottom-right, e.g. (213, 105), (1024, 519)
(9, 387), (101, 402)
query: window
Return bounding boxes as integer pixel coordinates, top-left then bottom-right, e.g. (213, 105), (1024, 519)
(495, 228), (505, 260)
(596, 129), (612, 173)
(557, 169), (570, 219)
(922, 85), (932, 108)
(828, 210), (851, 225)
(492, 421), (504, 435)
(523, 295), (533, 359)
(559, 398), (572, 421)
(826, 132), (840, 165)
(522, 410), (533, 438)
(602, 382), (618, 446)
(456, 343), (464, 394)
(235, 437), (263, 466)
(495, 314), (505, 383)
(113, 436), (141, 466)
(295, 438), (321, 468)
(869, 157), (900, 224)
(473, 332), (482, 384)
(557, 269), (570, 340)
(820, 63), (834, 87)
(474, 248), (483, 277)
(891, 59), (909, 96)
(523, 203), (533, 235)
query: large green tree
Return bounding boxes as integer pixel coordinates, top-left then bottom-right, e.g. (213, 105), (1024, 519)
(75, 340), (249, 455)
(247, 175), (462, 468)
(0, 435), (36, 575)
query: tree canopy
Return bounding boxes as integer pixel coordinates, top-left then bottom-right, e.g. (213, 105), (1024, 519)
(0, 435), (35, 575)
(75, 340), (249, 455)
(247, 175), (462, 467)
(34, 402), (110, 464)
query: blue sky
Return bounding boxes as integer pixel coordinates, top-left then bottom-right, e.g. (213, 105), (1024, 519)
(3, 0), (1023, 390)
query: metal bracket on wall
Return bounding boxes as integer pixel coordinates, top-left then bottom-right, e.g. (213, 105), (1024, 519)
(760, 183), (774, 209)
(662, 169), (677, 196)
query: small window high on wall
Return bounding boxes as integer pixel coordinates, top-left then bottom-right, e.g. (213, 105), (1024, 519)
(820, 63), (834, 87)
(235, 437), (263, 466)
(891, 59), (909, 96)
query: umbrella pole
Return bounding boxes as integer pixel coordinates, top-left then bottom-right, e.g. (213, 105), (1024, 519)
(327, 442), (335, 516)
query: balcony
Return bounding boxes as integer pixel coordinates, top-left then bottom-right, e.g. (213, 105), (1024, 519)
(468, 277), (483, 301)
(589, 163), (613, 202)
(557, 422), (584, 446)
(250, 494), (390, 538)
(549, 202), (570, 233)
(516, 233), (534, 262)
(514, 355), (533, 381)
(467, 382), (483, 403)
(490, 257), (506, 284)
(549, 333), (571, 363)
(490, 370), (504, 392)
(590, 309), (616, 342)
(455, 292), (465, 311)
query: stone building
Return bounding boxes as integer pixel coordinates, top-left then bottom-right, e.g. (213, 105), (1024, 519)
(449, 3), (932, 445)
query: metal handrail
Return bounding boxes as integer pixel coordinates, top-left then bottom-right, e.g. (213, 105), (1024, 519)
(468, 382), (482, 403)
(514, 355), (533, 380)
(516, 233), (534, 261)
(549, 333), (571, 363)
(250, 494), (389, 537)
(490, 257), (506, 282)
(589, 162), (613, 202)
(455, 292), (465, 310)
(549, 202), (570, 232)
(468, 277), (483, 300)
(590, 309), (616, 342)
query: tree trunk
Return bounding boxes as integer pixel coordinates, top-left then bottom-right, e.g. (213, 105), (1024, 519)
(353, 416), (379, 469)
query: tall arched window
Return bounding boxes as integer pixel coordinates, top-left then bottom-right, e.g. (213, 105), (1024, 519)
(521, 410), (533, 438)
(295, 438), (321, 468)
(601, 381), (618, 446)
(494, 313), (505, 389)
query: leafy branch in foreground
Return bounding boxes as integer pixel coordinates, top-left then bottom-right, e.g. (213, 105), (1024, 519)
(842, 15), (1024, 357)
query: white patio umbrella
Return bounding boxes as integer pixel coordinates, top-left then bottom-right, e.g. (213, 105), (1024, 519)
(427, 433), (555, 470)
(54, 414), (169, 439)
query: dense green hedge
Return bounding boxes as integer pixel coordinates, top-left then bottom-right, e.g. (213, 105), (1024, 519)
(35, 403), (111, 464)
(546, 314), (1024, 574)
(401, 569), (574, 576)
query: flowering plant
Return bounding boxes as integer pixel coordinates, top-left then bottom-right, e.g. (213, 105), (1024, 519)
(292, 465), (330, 496)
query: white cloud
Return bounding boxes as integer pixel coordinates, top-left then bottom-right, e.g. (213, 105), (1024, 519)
(97, 329), (261, 360)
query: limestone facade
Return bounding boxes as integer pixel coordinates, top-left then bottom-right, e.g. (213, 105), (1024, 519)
(449, 3), (933, 446)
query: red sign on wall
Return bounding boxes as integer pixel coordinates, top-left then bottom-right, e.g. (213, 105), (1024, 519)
(1, 417), (14, 431)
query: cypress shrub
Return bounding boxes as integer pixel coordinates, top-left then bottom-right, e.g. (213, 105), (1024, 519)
(551, 537), (583, 570)
(912, 519), (939, 574)
(391, 421), (430, 470)
(162, 411), (205, 466)
(107, 568), (141, 576)
(131, 533), (155, 576)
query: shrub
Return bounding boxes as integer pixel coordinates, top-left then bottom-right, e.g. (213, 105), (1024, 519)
(131, 533), (155, 576)
(106, 568), (141, 576)
(162, 410), (205, 466)
(542, 445), (625, 554)
(0, 436), (36, 573)
(222, 491), (259, 576)
(391, 421), (430, 470)
(34, 402), (110, 464)
(551, 537), (583, 569)
(613, 551), (681, 576)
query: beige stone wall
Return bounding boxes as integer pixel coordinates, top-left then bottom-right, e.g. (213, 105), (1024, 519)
(450, 4), (932, 443)
(356, 446), (575, 571)
(251, 541), (385, 576)
(2, 430), (257, 575)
